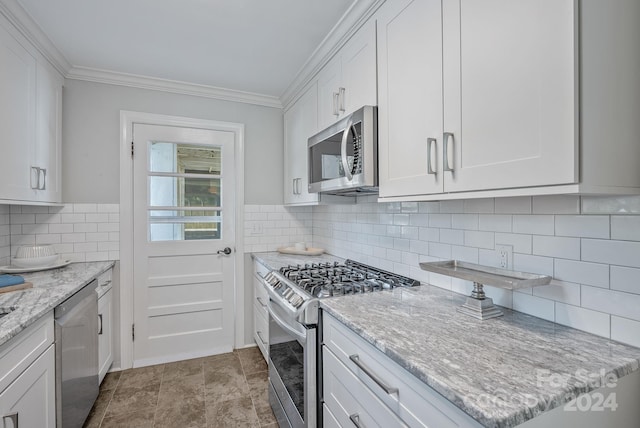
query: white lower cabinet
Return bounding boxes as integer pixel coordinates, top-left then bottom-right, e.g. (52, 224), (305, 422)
(0, 313), (55, 428)
(322, 312), (482, 428)
(253, 260), (269, 361)
(98, 288), (113, 383)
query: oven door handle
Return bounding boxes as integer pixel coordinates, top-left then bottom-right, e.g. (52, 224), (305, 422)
(267, 300), (307, 343)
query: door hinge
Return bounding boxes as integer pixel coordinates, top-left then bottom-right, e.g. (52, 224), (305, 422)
(132, 324), (135, 341)
(131, 141), (134, 158)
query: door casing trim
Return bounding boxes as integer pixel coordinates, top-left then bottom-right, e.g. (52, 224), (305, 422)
(119, 110), (245, 370)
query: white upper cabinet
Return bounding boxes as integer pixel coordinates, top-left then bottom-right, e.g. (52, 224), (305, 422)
(0, 15), (63, 205)
(378, 0), (577, 199)
(35, 60), (64, 203)
(442, 0), (576, 193)
(0, 20), (37, 202)
(317, 20), (377, 130)
(377, 0), (444, 198)
(284, 82), (319, 206)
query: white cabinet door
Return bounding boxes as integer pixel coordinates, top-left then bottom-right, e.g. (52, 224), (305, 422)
(0, 21), (37, 203)
(317, 20), (377, 131)
(0, 345), (55, 428)
(443, 0), (577, 193)
(340, 19), (377, 116)
(377, 0), (444, 198)
(35, 61), (63, 203)
(317, 57), (342, 131)
(98, 288), (114, 384)
(284, 82), (319, 206)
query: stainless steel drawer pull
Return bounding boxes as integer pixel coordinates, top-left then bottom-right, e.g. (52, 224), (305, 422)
(256, 297), (267, 308)
(3, 412), (18, 428)
(98, 314), (103, 335)
(427, 137), (437, 175)
(339, 87), (346, 113)
(333, 92), (340, 116)
(30, 167), (39, 190)
(349, 413), (365, 428)
(256, 330), (267, 345)
(443, 132), (454, 172)
(349, 354), (398, 395)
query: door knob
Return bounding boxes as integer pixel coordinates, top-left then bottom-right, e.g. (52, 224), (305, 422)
(217, 247), (232, 255)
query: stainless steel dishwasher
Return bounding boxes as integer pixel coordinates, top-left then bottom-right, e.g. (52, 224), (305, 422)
(55, 279), (99, 428)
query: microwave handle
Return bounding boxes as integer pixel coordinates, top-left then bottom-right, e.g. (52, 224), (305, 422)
(340, 117), (354, 181)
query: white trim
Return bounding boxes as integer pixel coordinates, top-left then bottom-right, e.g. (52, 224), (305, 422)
(119, 111), (245, 370)
(0, 0), (71, 76)
(280, 0), (386, 110)
(133, 345), (233, 369)
(70, 66), (282, 109)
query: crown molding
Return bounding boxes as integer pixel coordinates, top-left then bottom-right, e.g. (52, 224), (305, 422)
(280, 0), (386, 110)
(0, 0), (71, 76)
(66, 66), (283, 109)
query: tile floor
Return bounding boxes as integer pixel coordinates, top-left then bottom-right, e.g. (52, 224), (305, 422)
(83, 347), (277, 428)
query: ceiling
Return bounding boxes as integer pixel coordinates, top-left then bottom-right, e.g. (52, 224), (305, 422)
(17, 0), (354, 98)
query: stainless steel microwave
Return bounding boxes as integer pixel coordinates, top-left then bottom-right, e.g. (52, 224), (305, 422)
(308, 106), (377, 195)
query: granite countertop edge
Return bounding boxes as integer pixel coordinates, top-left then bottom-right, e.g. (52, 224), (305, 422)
(0, 261), (115, 349)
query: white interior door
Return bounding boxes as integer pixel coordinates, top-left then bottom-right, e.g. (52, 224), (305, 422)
(132, 123), (236, 367)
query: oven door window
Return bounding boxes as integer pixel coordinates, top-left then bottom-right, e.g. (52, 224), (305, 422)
(269, 315), (306, 421)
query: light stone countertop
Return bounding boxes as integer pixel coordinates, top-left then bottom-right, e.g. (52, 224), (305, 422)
(320, 285), (640, 428)
(0, 261), (115, 348)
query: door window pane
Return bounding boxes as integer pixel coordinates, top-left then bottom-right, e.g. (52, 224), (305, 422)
(147, 141), (222, 241)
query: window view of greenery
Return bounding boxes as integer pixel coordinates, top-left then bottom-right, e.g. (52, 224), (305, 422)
(148, 142), (223, 241)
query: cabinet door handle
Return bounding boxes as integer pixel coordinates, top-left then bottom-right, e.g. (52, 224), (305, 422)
(349, 413), (365, 428)
(297, 178), (302, 195)
(349, 354), (398, 395)
(3, 412), (18, 428)
(38, 168), (46, 190)
(30, 167), (39, 189)
(256, 330), (267, 345)
(292, 178), (297, 195)
(338, 87), (346, 113)
(256, 297), (267, 308)
(333, 92), (340, 116)
(427, 137), (437, 175)
(98, 313), (103, 335)
(443, 132), (455, 172)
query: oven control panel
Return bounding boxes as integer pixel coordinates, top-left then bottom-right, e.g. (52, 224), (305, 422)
(262, 271), (307, 309)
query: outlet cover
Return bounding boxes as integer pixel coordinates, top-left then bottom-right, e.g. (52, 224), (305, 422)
(496, 244), (513, 270)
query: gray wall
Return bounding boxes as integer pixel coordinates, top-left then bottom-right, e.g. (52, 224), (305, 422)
(61, 79), (283, 204)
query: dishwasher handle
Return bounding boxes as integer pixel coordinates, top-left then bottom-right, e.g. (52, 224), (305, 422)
(55, 280), (98, 319)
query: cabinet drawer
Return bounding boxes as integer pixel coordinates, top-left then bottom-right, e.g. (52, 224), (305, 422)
(323, 346), (407, 428)
(323, 403), (341, 428)
(253, 302), (269, 361)
(323, 312), (481, 428)
(0, 312), (54, 394)
(253, 274), (268, 319)
(253, 260), (270, 278)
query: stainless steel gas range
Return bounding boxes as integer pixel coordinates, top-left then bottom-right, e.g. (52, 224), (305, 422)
(258, 259), (419, 428)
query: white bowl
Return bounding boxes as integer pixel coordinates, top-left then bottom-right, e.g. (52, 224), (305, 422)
(11, 255), (59, 268)
(15, 245), (57, 259)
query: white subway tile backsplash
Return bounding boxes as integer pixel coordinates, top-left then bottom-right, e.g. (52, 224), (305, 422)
(513, 253), (554, 277)
(440, 229), (464, 245)
(452, 214), (478, 230)
(532, 280), (580, 306)
(554, 259), (609, 288)
(611, 316), (640, 348)
(479, 215), (512, 233)
(582, 239), (640, 268)
(513, 215), (554, 235)
(581, 286), (640, 322)
(494, 197), (532, 214)
(464, 230), (495, 249)
(611, 216), (640, 241)
(555, 303), (610, 338)
(74, 223), (98, 233)
(428, 214), (452, 228)
(582, 195), (640, 215)
(463, 198), (494, 213)
(440, 200), (464, 213)
(610, 266), (640, 295)
(513, 293), (555, 322)
(61, 213), (85, 223)
(495, 233), (532, 254)
(532, 236), (580, 260)
(555, 215), (609, 239)
(532, 195), (580, 214)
